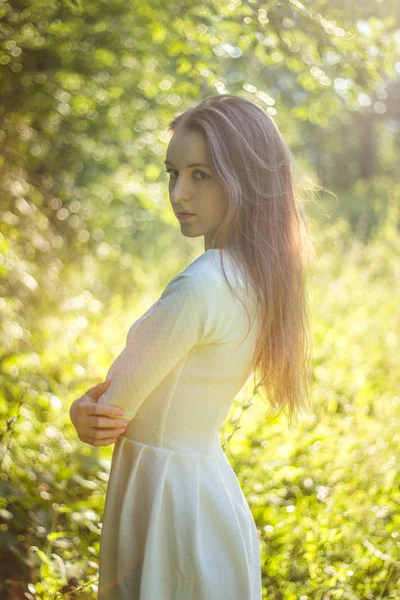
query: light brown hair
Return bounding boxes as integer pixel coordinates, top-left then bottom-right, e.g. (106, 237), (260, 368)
(167, 94), (317, 428)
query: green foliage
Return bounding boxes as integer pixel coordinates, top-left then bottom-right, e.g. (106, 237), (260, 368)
(1, 0), (400, 597)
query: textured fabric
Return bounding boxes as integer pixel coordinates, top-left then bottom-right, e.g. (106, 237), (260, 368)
(97, 249), (262, 600)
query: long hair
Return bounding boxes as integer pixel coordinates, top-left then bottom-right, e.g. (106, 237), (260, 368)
(166, 94), (316, 428)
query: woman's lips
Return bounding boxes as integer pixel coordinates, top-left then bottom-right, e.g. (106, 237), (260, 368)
(177, 213), (195, 220)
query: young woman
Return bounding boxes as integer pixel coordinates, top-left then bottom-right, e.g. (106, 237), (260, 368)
(70, 94), (313, 599)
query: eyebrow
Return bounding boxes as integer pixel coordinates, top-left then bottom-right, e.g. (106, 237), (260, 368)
(164, 160), (210, 168)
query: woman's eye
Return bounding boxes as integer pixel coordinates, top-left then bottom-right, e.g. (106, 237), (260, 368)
(195, 170), (210, 180)
(164, 169), (209, 180)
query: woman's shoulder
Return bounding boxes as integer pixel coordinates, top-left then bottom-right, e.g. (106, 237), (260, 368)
(164, 249), (256, 308)
(185, 249), (256, 308)
(178, 249), (237, 290)
(186, 249), (259, 331)
(161, 250), (234, 302)
(162, 249), (258, 332)
(186, 248), (234, 275)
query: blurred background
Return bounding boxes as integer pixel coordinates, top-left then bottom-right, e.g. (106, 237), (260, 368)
(0, 0), (399, 598)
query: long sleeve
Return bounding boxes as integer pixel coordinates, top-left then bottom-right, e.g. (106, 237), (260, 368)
(97, 270), (214, 421)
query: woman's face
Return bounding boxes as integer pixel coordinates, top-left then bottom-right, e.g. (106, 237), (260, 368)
(164, 127), (228, 249)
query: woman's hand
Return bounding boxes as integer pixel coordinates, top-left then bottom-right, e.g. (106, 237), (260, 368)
(69, 380), (128, 446)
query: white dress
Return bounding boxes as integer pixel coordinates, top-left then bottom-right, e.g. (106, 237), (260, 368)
(97, 249), (262, 599)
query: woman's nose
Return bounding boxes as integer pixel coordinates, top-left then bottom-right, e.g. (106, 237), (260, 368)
(170, 177), (192, 202)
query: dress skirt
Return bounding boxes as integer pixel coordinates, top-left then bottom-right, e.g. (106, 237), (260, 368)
(98, 434), (262, 599)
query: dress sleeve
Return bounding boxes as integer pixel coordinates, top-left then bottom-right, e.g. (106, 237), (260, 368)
(97, 271), (212, 421)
